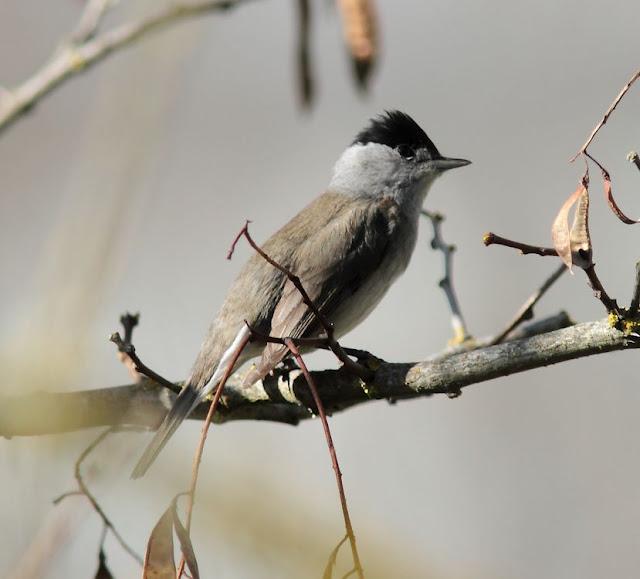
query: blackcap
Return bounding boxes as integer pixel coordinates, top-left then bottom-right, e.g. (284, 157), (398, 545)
(132, 110), (470, 478)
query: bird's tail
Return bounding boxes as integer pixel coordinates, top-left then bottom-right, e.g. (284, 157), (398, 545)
(131, 384), (201, 479)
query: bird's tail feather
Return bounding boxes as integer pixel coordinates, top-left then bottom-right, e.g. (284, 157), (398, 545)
(131, 384), (201, 479)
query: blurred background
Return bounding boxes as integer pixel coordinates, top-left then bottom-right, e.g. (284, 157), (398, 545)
(1, 1), (639, 577)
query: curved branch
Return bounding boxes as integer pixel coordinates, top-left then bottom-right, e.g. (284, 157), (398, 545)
(1, 319), (636, 438)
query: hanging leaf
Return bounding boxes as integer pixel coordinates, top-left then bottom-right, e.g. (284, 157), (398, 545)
(94, 547), (114, 579)
(569, 185), (593, 269)
(551, 183), (585, 270)
(603, 174), (640, 224)
(171, 498), (200, 579)
(143, 507), (175, 579)
(337, 0), (378, 88)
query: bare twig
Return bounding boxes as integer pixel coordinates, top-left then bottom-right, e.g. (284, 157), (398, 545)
(114, 312), (142, 382)
(422, 210), (471, 344)
(109, 331), (181, 394)
(176, 331), (251, 578)
(484, 232), (620, 315)
(53, 427), (143, 565)
(70, 0), (113, 43)
(583, 264), (620, 314)
(629, 151), (640, 173)
(0, 0), (251, 135)
(489, 264), (566, 345)
(285, 338), (363, 579)
(483, 232), (558, 257)
(571, 69), (640, 162)
(229, 221), (374, 380)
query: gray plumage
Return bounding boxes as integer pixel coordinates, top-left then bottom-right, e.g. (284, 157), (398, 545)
(131, 111), (470, 478)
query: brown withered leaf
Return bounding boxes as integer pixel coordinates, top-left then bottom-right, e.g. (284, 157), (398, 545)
(552, 183), (586, 270)
(569, 185), (593, 269)
(337, 0), (378, 88)
(143, 507), (175, 579)
(171, 498), (200, 579)
(604, 174), (640, 224)
(94, 547), (114, 579)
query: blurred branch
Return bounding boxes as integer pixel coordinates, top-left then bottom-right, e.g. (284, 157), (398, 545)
(0, 0), (251, 135)
(295, 0), (314, 108)
(422, 210), (471, 344)
(2, 318), (637, 437)
(53, 427), (143, 565)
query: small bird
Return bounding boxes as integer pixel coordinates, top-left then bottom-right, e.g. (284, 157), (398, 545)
(132, 110), (470, 478)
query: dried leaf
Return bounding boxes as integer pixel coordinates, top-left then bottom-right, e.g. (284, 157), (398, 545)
(94, 547), (114, 579)
(323, 534), (348, 579)
(143, 507), (175, 579)
(604, 175), (640, 224)
(337, 0), (378, 88)
(569, 186), (593, 269)
(171, 498), (200, 579)
(551, 184), (585, 270)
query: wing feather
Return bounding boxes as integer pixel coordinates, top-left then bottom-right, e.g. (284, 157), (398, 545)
(242, 196), (396, 385)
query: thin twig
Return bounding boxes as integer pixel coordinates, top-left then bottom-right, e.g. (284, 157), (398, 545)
(176, 331), (251, 578)
(489, 264), (566, 345)
(483, 232), (558, 256)
(229, 221), (373, 380)
(110, 331), (181, 394)
(0, 0), (251, 135)
(53, 427), (143, 565)
(629, 151), (640, 173)
(285, 338), (364, 579)
(571, 69), (640, 162)
(583, 264), (620, 314)
(485, 232), (620, 315)
(70, 0), (113, 43)
(422, 210), (471, 344)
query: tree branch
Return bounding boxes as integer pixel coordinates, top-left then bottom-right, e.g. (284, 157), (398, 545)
(0, 0), (251, 135)
(2, 319), (637, 437)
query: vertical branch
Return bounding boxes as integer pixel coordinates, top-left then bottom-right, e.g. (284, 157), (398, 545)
(422, 211), (471, 344)
(295, 0), (314, 107)
(284, 338), (364, 579)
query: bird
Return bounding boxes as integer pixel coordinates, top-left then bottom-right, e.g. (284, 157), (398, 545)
(131, 110), (470, 478)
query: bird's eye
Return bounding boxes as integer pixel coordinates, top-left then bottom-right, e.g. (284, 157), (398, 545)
(397, 144), (414, 159)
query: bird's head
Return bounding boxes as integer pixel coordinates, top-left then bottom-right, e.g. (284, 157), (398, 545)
(330, 110), (470, 204)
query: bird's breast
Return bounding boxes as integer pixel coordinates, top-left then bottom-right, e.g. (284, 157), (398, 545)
(331, 210), (418, 339)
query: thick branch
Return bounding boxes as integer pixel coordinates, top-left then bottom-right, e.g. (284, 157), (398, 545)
(2, 319), (637, 437)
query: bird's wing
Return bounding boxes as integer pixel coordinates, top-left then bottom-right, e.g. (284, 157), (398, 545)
(241, 196), (397, 386)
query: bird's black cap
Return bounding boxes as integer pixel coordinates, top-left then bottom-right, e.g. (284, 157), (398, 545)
(352, 110), (441, 160)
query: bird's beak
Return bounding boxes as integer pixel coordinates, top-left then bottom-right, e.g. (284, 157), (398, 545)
(432, 157), (471, 171)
